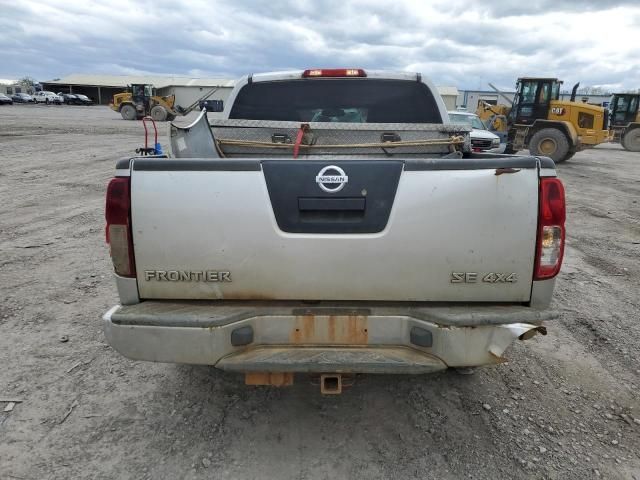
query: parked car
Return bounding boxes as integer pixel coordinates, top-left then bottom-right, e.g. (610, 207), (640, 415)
(73, 94), (94, 105)
(0, 93), (13, 105)
(57, 93), (79, 105)
(33, 91), (63, 104)
(11, 93), (35, 103)
(448, 111), (501, 151)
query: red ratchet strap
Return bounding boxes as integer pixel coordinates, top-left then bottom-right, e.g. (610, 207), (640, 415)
(293, 123), (310, 158)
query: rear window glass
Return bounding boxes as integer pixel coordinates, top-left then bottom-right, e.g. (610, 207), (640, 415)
(229, 79), (442, 123)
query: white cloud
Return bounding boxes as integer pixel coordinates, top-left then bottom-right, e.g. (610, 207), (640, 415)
(0, 0), (638, 91)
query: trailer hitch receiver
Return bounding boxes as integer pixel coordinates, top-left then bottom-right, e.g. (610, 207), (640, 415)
(320, 374), (343, 395)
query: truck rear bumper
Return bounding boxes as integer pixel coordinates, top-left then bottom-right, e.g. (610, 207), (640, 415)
(103, 301), (554, 373)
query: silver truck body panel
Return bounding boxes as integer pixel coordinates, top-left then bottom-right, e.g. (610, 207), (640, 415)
(131, 163), (539, 302)
(169, 110), (220, 159)
(529, 279), (556, 308)
(114, 274), (139, 305)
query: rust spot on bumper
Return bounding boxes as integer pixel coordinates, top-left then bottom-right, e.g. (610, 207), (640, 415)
(290, 315), (368, 345)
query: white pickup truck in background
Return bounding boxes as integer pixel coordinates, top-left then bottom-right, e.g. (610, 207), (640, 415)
(33, 91), (63, 104)
(448, 110), (502, 151)
(103, 69), (565, 393)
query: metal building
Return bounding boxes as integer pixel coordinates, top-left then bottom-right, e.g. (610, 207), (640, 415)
(436, 86), (460, 111)
(0, 79), (20, 95)
(40, 74), (236, 106)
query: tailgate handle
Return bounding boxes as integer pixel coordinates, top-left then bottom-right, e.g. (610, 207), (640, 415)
(298, 197), (365, 211)
(298, 197), (366, 223)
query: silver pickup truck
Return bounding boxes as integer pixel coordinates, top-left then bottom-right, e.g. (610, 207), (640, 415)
(103, 69), (565, 393)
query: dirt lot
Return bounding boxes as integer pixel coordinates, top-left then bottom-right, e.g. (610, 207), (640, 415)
(1, 104), (639, 480)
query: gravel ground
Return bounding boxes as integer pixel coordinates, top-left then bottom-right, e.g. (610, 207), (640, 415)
(1, 104), (639, 480)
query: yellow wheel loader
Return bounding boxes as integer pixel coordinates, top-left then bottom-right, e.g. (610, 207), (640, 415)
(109, 84), (221, 122)
(476, 78), (611, 163)
(609, 93), (640, 152)
(110, 84), (178, 121)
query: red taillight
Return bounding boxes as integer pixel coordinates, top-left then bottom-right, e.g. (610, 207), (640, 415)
(534, 177), (566, 280)
(105, 177), (136, 277)
(302, 68), (366, 78)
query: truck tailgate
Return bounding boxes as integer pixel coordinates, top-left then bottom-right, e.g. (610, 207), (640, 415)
(129, 157), (540, 302)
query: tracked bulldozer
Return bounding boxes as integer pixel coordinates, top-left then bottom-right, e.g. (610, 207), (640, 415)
(476, 78), (611, 163)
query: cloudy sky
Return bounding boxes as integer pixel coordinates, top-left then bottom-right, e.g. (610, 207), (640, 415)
(1, 0), (639, 91)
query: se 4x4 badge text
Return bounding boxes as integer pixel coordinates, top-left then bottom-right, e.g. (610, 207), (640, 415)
(451, 272), (517, 283)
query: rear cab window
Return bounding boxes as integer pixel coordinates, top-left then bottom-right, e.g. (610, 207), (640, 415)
(229, 79), (443, 124)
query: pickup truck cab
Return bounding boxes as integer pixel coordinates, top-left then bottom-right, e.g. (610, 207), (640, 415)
(103, 69), (564, 392)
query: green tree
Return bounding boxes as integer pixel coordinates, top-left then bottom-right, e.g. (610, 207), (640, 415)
(16, 76), (37, 94)
(17, 76), (36, 87)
